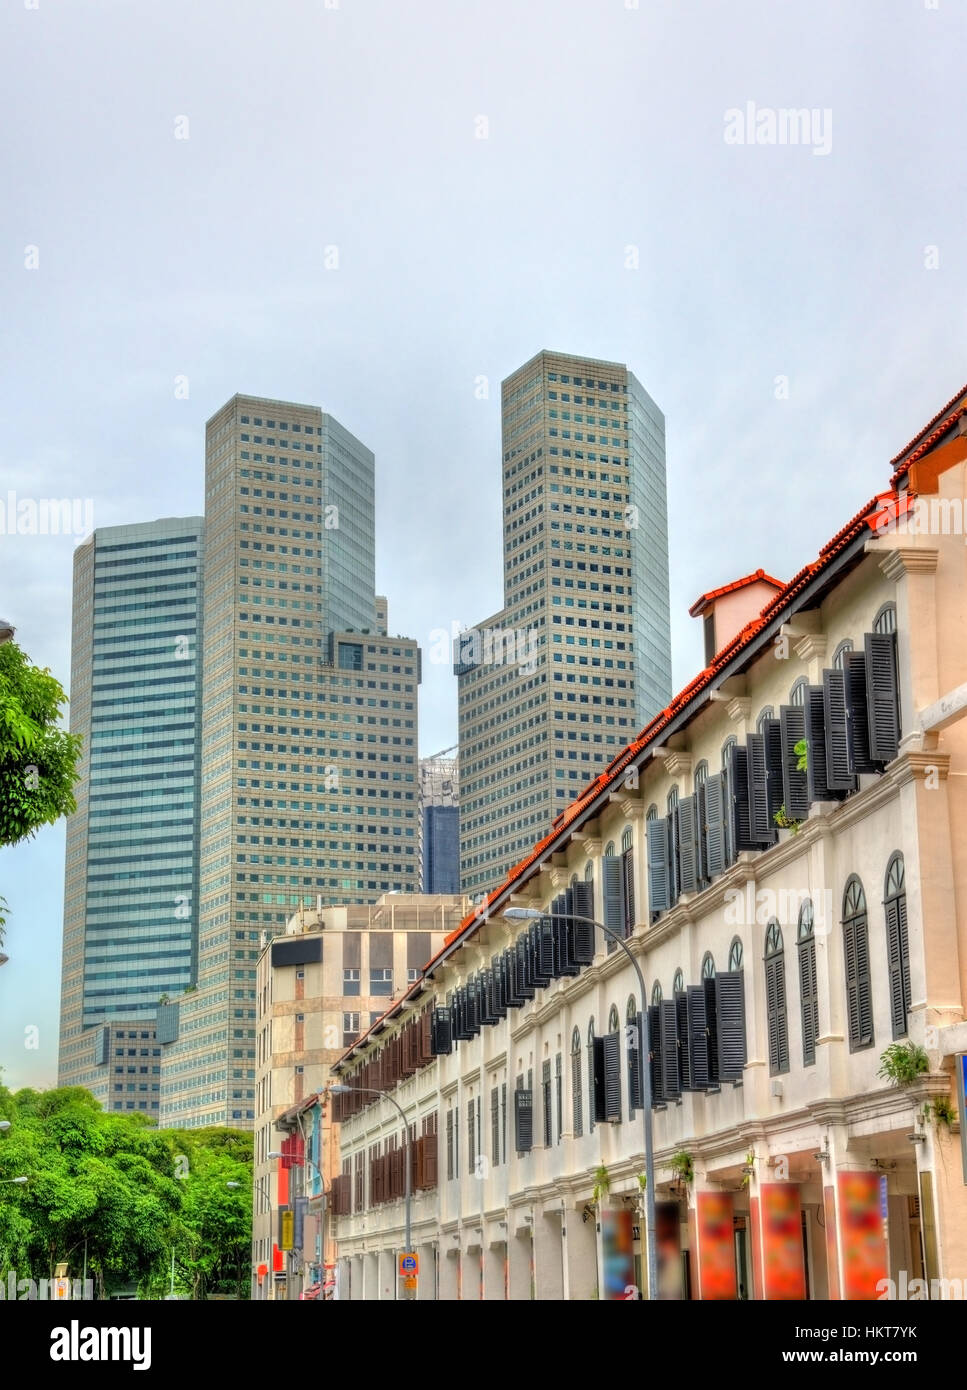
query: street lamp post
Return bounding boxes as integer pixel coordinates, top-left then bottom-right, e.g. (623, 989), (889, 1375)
(330, 1083), (414, 1301)
(503, 906), (659, 1302)
(0, 1176), (28, 1185)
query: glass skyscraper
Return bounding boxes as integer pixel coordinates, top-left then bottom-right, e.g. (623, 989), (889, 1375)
(58, 517), (204, 1113)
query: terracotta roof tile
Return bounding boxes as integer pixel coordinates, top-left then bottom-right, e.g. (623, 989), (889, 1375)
(890, 383), (967, 475)
(688, 568), (785, 617)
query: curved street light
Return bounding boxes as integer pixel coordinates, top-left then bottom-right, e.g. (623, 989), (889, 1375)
(0, 1176), (29, 1185)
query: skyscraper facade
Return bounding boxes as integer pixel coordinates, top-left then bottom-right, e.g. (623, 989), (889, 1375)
(420, 749), (460, 894)
(158, 395), (421, 1128)
(456, 351), (671, 896)
(58, 517), (204, 1113)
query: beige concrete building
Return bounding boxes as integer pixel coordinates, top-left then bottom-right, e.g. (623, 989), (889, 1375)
(456, 351), (672, 898)
(329, 384), (967, 1301)
(251, 892), (467, 1299)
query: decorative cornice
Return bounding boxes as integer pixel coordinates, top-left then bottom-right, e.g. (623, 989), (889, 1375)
(726, 697), (752, 722)
(877, 546), (939, 579)
(662, 750), (694, 779)
(793, 633), (828, 662)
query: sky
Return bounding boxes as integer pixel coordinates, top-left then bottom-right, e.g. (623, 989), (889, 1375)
(1, 0), (965, 1090)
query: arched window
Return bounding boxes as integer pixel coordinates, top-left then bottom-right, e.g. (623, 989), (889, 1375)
(884, 853), (910, 1038)
(586, 1018), (596, 1133)
(608, 1004), (620, 1033)
(621, 827), (633, 853)
(832, 639), (854, 670)
(584, 860), (594, 882)
(756, 706), (775, 733)
(764, 920), (789, 1075)
(874, 602), (897, 636)
(667, 786), (679, 813)
(797, 900), (818, 1067)
(570, 873), (578, 888)
(728, 937), (744, 972)
(721, 736), (737, 768)
(702, 952), (715, 981)
(627, 996), (641, 1115)
(651, 981), (663, 1006)
(646, 803), (658, 821)
(604, 841), (616, 858)
(789, 677), (808, 707)
(571, 1027), (583, 1138)
(693, 760), (709, 788)
(673, 968), (684, 996)
(843, 877), (874, 1051)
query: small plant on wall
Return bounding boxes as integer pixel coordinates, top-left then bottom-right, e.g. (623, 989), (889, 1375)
(592, 1164), (611, 1205)
(773, 804), (802, 834)
(877, 1041), (929, 1087)
(669, 1151), (694, 1187)
(924, 1096), (957, 1129)
(794, 738), (808, 772)
(741, 1150), (756, 1187)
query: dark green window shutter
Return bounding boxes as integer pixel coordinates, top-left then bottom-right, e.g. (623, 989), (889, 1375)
(865, 631), (900, 762)
(779, 705), (809, 821)
(765, 956), (789, 1075)
(704, 771), (728, 876)
(587, 1034), (597, 1132)
(622, 847), (636, 936)
(542, 1059), (553, 1146)
(490, 954), (507, 1019)
(886, 894), (911, 1039)
(677, 794), (699, 894)
(646, 815), (670, 914)
(727, 742), (758, 852)
(703, 976), (721, 1089)
(431, 1007), (452, 1055)
(570, 880), (595, 964)
(501, 1082), (507, 1164)
(466, 976), (481, 1035)
(514, 1085), (533, 1154)
(491, 1086), (500, 1165)
(823, 668), (857, 792)
(503, 948), (523, 1009)
(532, 921), (552, 987)
(843, 650), (877, 774)
(628, 1011), (643, 1111)
(798, 937), (818, 1066)
(746, 733), (776, 844)
(603, 854), (625, 951)
(761, 716), (785, 827)
(686, 985), (710, 1090)
(515, 936), (535, 999)
(715, 970), (747, 1082)
(659, 998), (681, 1101)
(648, 1003), (665, 1109)
(695, 782), (709, 885)
(572, 1043), (584, 1138)
(667, 809), (680, 905)
(805, 684), (838, 802)
(467, 1098), (476, 1175)
(844, 907), (874, 1051)
(675, 990), (692, 1091)
(604, 1032), (622, 1121)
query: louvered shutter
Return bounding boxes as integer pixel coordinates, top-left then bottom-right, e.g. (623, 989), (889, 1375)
(424, 1129), (438, 1188)
(504, 948), (523, 1008)
(570, 880), (595, 964)
(602, 1032), (621, 1121)
(628, 1011), (643, 1110)
(468, 977), (482, 1035)
(431, 1006), (452, 1055)
(529, 922), (551, 988)
(855, 914), (874, 1047)
(515, 936), (535, 999)
(728, 742), (758, 852)
(603, 855), (625, 949)
(843, 916), (860, 1048)
(667, 809), (679, 905)
(490, 954), (507, 1017)
(514, 1085), (533, 1153)
(677, 794), (700, 895)
(886, 895), (910, 1039)
(648, 1003), (665, 1108)
(539, 916), (556, 979)
(823, 668), (857, 791)
(779, 705), (809, 821)
(696, 782), (709, 885)
(865, 631), (900, 762)
(716, 970), (747, 1082)
(704, 771), (728, 875)
(798, 937), (818, 1066)
(420, 1008), (432, 1063)
(686, 985), (710, 1090)
(843, 650), (877, 773)
(765, 957), (788, 1075)
(646, 815), (670, 914)
(805, 685), (837, 802)
(761, 717), (785, 828)
(622, 846), (636, 935)
(675, 990), (692, 1091)
(746, 733), (775, 844)
(703, 976), (721, 1088)
(660, 998), (681, 1101)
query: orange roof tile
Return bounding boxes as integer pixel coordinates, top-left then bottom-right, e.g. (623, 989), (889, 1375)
(688, 568), (785, 618)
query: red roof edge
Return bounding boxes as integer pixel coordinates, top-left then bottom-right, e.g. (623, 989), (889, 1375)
(688, 568), (785, 617)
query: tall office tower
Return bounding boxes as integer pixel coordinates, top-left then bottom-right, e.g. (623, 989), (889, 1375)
(159, 395), (421, 1129)
(58, 517), (204, 1114)
(457, 351), (671, 897)
(420, 749), (460, 894)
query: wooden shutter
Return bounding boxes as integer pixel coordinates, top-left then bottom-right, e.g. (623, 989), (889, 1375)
(647, 1004), (665, 1108)
(660, 998), (681, 1101)
(515, 936), (535, 999)
(761, 717), (785, 828)
(622, 846), (636, 936)
(538, 917), (556, 980)
(504, 948), (524, 1008)
(491, 1086), (500, 1164)
(805, 684), (838, 802)
(667, 809), (679, 905)
(844, 650), (877, 773)
(778, 705), (809, 821)
(646, 815), (670, 914)
(675, 990), (692, 1091)
(431, 1006), (452, 1055)
(695, 782), (709, 885)
(628, 1011), (643, 1110)
(798, 937), (818, 1066)
(703, 976), (721, 1088)
(728, 742), (758, 852)
(423, 1129), (438, 1188)
(865, 631), (900, 762)
(714, 971), (746, 1082)
(572, 1043), (584, 1137)
(603, 854), (625, 948)
(886, 893), (911, 1039)
(677, 794), (699, 895)
(420, 1008), (433, 1063)
(603, 1032), (621, 1121)
(686, 985), (710, 1090)
(542, 1059), (553, 1145)
(570, 880), (595, 964)
(704, 770), (728, 876)
(746, 733), (775, 844)
(823, 668), (857, 792)
(765, 956), (788, 1075)
(514, 1086), (533, 1153)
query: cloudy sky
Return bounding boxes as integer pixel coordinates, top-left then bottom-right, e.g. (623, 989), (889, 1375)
(1, 0), (964, 1089)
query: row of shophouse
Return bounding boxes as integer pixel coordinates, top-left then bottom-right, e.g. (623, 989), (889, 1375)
(258, 382), (967, 1299)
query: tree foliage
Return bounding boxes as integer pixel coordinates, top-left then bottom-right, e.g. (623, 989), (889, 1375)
(0, 641), (82, 853)
(0, 1084), (252, 1298)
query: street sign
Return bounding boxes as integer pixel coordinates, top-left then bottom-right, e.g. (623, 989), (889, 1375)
(53, 1278), (70, 1301)
(280, 1209), (294, 1252)
(398, 1252), (419, 1277)
(403, 1276), (418, 1291)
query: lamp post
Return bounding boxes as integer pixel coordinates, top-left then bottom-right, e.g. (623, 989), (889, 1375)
(0, 1176), (28, 1184)
(503, 905), (658, 1302)
(330, 1083), (414, 1301)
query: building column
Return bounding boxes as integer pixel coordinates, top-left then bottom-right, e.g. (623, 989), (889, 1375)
(563, 1204), (597, 1300)
(690, 1189), (738, 1300)
(460, 1242), (482, 1300)
(483, 1240), (506, 1300)
(749, 1183), (806, 1300)
(377, 1247), (396, 1300)
(508, 1225), (533, 1300)
(361, 1250), (380, 1301)
(416, 1242), (436, 1302)
(338, 1256), (353, 1301)
(533, 1210), (564, 1300)
(824, 1155), (889, 1300)
(438, 1246), (460, 1301)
